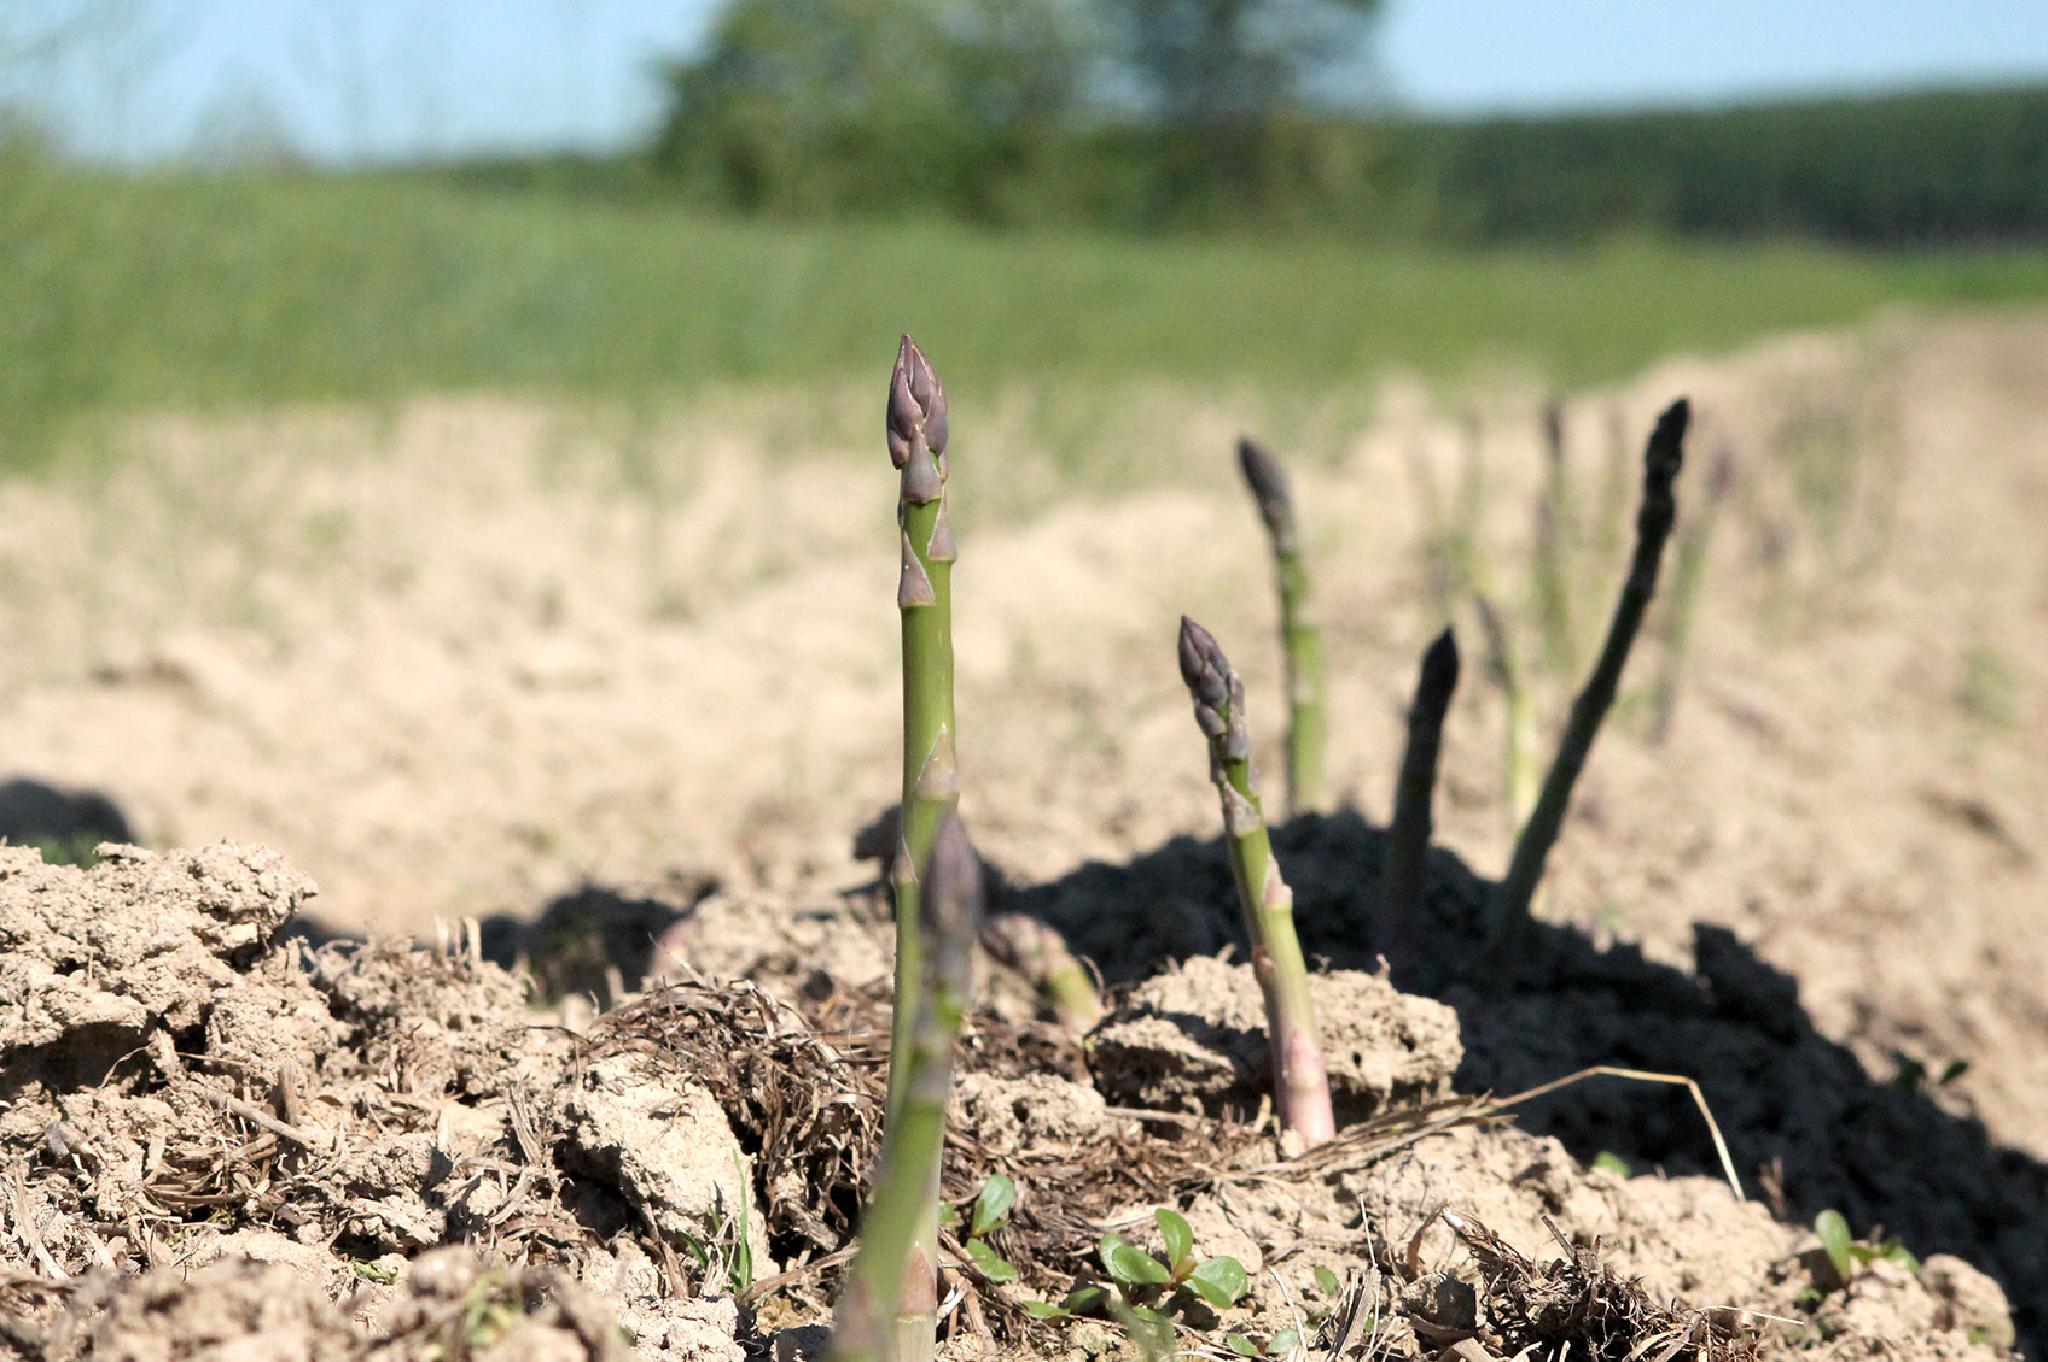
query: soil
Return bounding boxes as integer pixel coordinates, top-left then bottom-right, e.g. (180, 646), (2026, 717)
(2, 310), (2046, 1358)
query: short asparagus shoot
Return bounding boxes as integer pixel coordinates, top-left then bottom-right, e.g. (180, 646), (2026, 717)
(1531, 398), (1578, 676)
(1486, 399), (1691, 977)
(980, 912), (1103, 1032)
(1237, 437), (1326, 816)
(829, 814), (984, 1362)
(1651, 442), (1738, 743)
(1381, 628), (1460, 980)
(883, 334), (957, 1354)
(1177, 616), (1334, 1147)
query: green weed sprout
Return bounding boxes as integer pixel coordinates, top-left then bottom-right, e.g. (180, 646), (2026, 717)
(1177, 616), (1335, 1147)
(979, 913), (1103, 1032)
(1486, 399), (1691, 978)
(1650, 442), (1738, 742)
(1531, 398), (1579, 675)
(1381, 627), (1460, 979)
(1814, 1209), (1918, 1290)
(830, 813), (984, 1362)
(1237, 436), (1326, 815)
(1026, 1207), (1249, 1351)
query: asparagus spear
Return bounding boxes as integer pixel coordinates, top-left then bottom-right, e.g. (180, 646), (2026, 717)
(979, 912), (1103, 1032)
(830, 814), (984, 1362)
(1472, 593), (1538, 831)
(1177, 616), (1334, 1147)
(1650, 442), (1738, 743)
(1486, 399), (1691, 978)
(1381, 628), (1460, 980)
(1237, 437), (1326, 817)
(883, 334), (957, 1357)
(1531, 398), (1577, 676)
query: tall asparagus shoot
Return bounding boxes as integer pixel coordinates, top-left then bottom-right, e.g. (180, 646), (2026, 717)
(1177, 616), (1335, 1147)
(1650, 442), (1738, 743)
(1237, 437), (1325, 816)
(1381, 628), (1460, 981)
(1532, 399), (1577, 676)
(1486, 399), (1691, 977)
(884, 334), (956, 1355)
(980, 912), (1103, 1032)
(829, 814), (984, 1362)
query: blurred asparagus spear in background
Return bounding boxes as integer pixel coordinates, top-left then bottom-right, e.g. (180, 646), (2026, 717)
(1651, 442), (1739, 743)
(1381, 627), (1460, 980)
(830, 814), (983, 1362)
(1595, 403), (1633, 574)
(1177, 616), (1334, 1147)
(1237, 436), (1326, 816)
(1532, 398), (1578, 676)
(883, 334), (957, 1357)
(1487, 398), (1691, 979)
(1473, 593), (1538, 832)
(980, 912), (1102, 1032)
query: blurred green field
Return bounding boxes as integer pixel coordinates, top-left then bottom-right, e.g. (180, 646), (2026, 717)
(8, 156), (2048, 474)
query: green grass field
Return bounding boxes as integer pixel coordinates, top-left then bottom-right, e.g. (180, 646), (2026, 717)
(8, 155), (2048, 474)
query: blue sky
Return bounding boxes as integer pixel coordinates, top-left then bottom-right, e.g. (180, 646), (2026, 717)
(4, 0), (2046, 163)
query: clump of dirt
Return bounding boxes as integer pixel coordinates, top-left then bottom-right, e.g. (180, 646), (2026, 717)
(1089, 954), (1462, 1122)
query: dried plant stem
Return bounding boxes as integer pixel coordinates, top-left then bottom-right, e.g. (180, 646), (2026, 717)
(1178, 617), (1334, 1147)
(830, 816), (984, 1362)
(1381, 628), (1459, 979)
(1237, 437), (1325, 815)
(1487, 400), (1691, 978)
(1651, 443), (1738, 743)
(883, 334), (957, 1359)
(979, 913), (1102, 1032)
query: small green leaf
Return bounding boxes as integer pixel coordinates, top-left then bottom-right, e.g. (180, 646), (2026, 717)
(1225, 1333), (1261, 1357)
(1110, 1302), (1177, 1362)
(965, 1238), (1019, 1283)
(1815, 1209), (1855, 1281)
(1939, 1059), (1971, 1086)
(938, 1202), (961, 1230)
(1312, 1266), (1340, 1297)
(1592, 1150), (1631, 1177)
(1184, 1255), (1248, 1307)
(1022, 1300), (1068, 1319)
(972, 1175), (1018, 1237)
(1270, 1329), (1301, 1355)
(1155, 1208), (1195, 1270)
(1103, 1235), (1172, 1287)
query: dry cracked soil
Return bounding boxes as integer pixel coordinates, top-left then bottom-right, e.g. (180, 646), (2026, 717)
(3, 310), (2046, 1359)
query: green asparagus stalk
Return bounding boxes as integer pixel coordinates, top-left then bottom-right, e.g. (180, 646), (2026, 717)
(979, 912), (1103, 1032)
(1237, 437), (1325, 817)
(883, 333), (957, 1357)
(1381, 628), (1460, 979)
(1531, 398), (1577, 676)
(1472, 593), (1538, 831)
(1594, 404), (1632, 574)
(830, 814), (984, 1362)
(1177, 616), (1334, 1147)
(1486, 399), (1691, 977)
(1650, 442), (1738, 743)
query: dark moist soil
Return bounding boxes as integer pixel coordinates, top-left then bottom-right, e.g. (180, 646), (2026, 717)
(0, 840), (2020, 1361)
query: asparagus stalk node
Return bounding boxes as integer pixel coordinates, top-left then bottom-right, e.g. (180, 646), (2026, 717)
(1486, 399), (1691, 979)
(829, 814), (984, 1362)
(883, 334), (957, 1361)
(1237, 437), (1326, 817)
(1381, 628), (1460, 980)
(1177, 616), (1334, 1148)
(980, 912), (1103, 1032)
